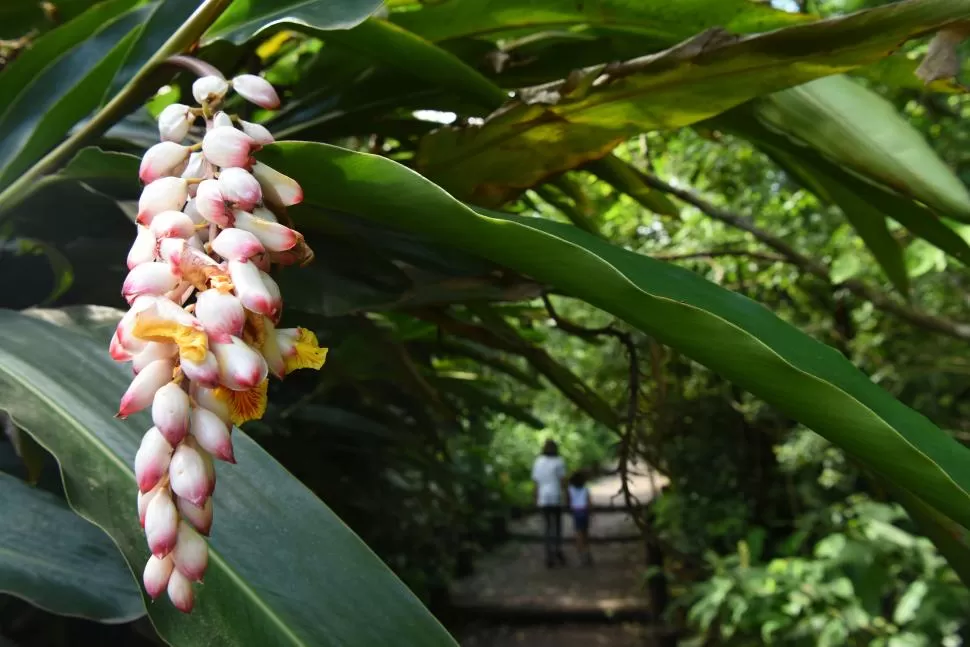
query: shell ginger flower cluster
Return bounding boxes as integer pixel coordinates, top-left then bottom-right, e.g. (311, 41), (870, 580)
(109, 70), (327, 613)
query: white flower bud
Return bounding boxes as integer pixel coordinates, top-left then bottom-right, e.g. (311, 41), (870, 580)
(231, 74), (280, 109)
(143, 554), (175, 599)
(195, 289), (246, 340)
(211, 227), (265, 262)
(158, 103), (194, 143)
(192, 75), (229, 105)
(149, 210), (196, 240)
(211, 335), (268, 391)
(202, 126), (256, 169)
(144, 488), (179, 557)
(134, 426), (173, 493)
(137, 177), (189, 225)
(228, 259), (278, 318)
(238, 119), (274, 145)
(140, 142), (191, 184)
(152, 382), (191, 445)
(169, 441), (211, 507)
(194, 179), (232, 227)
(190, 406), (234, 463)
(166, 568), (195, 613)
(177, 496), (213, 536)
(211, 111), (234, 129)
(252, 162), (302, 207)
(218, 167), (262, 210)
(117, 358), (174, 418)
(127, 225), (156, 269)
(172, 521), (209, 581)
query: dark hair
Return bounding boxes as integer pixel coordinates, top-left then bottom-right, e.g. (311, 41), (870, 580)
(541, 439), (559, 457)
(569, 470), (587, 488)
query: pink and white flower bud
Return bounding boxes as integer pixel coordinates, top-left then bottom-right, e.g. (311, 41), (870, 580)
(118, 358), (174, 418)
(134, 426), (174, 493)
(143, 554), (175, 599)
(177, 496), (213, 536)
(195, 289), (245, 340)
(191, 406), (234, 463)
(211, 227), (264, 262)
(231, 74), (280, 109)
(218, 167), (262, 210)
(252, 206), (278, 222)
(110, 331), (133, 362)
(140, 142), (191, 184)
(181, 152), (209, 183)
(180, 350), (220, 388)
(132, 342), (178, 374)
(144, 488), (179, 557)
(190, 383), (230, 424)
(252, 162), (302, 207)
(261, 316), (285, 378)
(212, 335), (269, 391)
(116, 296), (155, 350)
(127, 225), (156, 269)
(138, 482), (164, 527)
(192, 75), (229, 105)
(202, 127), (256, 169)
(183, 198), (205, 226)
(122, 262), (180, 303)
(152, 382), (191, 445)
(233, 209), (299, 252)
(198, 442), (216, 497)
(228, 259), (277, 318)
(194, 179), (232, 227)
(137, 177), (188, 225)
(158, 103), (194, 143)
(173, 521), (209, 582)
(169, 441), (210, 507)
(212, 111), (234, 129)
(149, 210), (195, 240)
(167, 568), (195, 613)
(238, 119), (274, 145)
(260, 271), (282, 316)
(158, 237), (187, 267)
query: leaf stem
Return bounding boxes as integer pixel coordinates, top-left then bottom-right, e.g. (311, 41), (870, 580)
(0, 0), (233, 213)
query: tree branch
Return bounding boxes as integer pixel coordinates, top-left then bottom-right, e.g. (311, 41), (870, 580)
(641, 172), (970, 341)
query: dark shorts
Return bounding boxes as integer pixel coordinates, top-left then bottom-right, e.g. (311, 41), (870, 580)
(572, 510), (589, 532)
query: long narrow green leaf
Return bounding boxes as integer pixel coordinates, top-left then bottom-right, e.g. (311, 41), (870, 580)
(204, 0), (382, 44)
(0, 471), (143, 623)
(0, 3), (150, 189)
(413, 1), (970, 207)
(260, 141), (970, 535)
(0, 309), (457, 647)
(391, 0), (810, 44)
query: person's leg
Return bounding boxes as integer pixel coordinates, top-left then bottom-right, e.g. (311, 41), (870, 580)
(554, 506), (565, 564)
(542, 506), (555, 567)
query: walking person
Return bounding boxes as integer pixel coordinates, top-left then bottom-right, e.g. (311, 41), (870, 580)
(531, 439), (566, 568)
(568, 470), (594, 566)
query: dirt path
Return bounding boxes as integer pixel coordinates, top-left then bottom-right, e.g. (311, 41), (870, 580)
(453, 463), (667, 646)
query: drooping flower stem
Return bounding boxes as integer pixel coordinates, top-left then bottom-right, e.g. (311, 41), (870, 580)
(0, 0), (234, 214)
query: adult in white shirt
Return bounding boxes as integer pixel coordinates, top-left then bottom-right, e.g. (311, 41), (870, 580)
(531, 439), (566, 568)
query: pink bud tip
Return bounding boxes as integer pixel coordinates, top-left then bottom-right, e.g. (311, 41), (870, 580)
(218, 167), (262, 211)
(180, 350), (220, 388)
(167, 568), (195, 613)
(194, 179), (232, 227)
(211, 334), (269, 391)
(137, 177), (188, 225)
(231, 74), (280, 109)
(177, 496), (213, 536)
(191, 406), (234, 463)
(169, 442), (211, 507)
(134, 426), (174, 493)
(122, 262), (180, 304)
(232, 210), (300, 253)
(202, 127), (256, 169)
(118, 359), (175, 418)
(228, 259), (278, 318)
(143, 554), (175, 599)
(109, 331), (133, 362)
(195, 289), (246, 340)
(140, 142), (191, 184)
(152, 382), (191, 445)
(149, 210), (196, 240)
(173, 521), (209, 581)
(212, 111), (234, 129)
(211, 227), (265, 262)
(144, 489), (179, 557)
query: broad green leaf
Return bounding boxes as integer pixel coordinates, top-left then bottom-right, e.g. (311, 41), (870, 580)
(322, 18), (508, 111)
(0, 0), (97, 39)
(751, 75), (970, 223)
(585, 155), (680, 218)
(413, 1), (970, 207)
(0, 309), (457, 647)
(391, 0), (810, 44)
(891, 486), (970, 587)
(714, 107), (970, 268)
(0, 471), (143, 622)
(0, 2), (149, 190)
(260, 141), (970, 534)
(205, 0), (382, 44)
